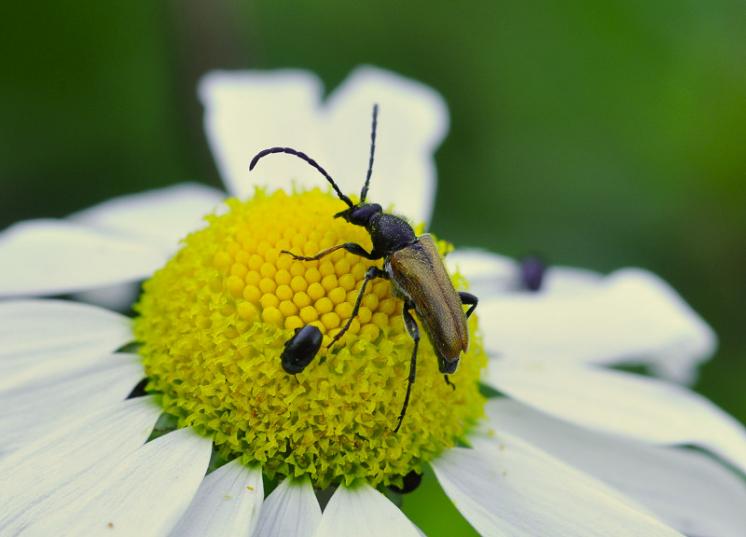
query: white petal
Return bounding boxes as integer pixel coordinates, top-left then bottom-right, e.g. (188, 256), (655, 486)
(432, 437), (682, 537)
(21, 428), (212, 537)
(200, 70), (325, 199)
(71, 282), (141, 312)
(0, 219), (165, 297)
(446, 248), (603, 298)
(544, 266), (604, 295)
(0, 353), (143, 453)
(169, 460), (263, 537)
(480, 268), (716, 383)
(484, 359), (746, 475)
(313, 483), (420, 537)
(446, 249), (520, 297)
(0, 396), (161, 532)
(254, 479), (321, 537)
(323, 66), (448, 225)
(486, 399), (746, 537)
(0, 299), (132, 392)
(69, 183), (224, 253)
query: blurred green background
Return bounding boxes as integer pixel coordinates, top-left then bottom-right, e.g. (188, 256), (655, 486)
(1, 1), (744, 534)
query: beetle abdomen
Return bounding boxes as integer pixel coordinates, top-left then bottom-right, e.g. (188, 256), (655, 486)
(388, 235), (468, 372)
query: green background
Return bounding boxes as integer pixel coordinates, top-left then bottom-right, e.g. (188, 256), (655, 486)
(1, 2), (744, 534)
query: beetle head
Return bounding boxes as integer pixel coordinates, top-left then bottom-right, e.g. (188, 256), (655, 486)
(335, 203), (382, 226)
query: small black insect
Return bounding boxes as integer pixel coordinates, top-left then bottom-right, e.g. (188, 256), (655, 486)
(387, 469), (423, 494)
(281, 325), (323, 374)
(250, 105), (478, 431)
(520, 255), (547, 292)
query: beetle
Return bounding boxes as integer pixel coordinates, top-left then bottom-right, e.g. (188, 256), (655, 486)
(281, 325), (323, 374)
(250, 104), (478, 432)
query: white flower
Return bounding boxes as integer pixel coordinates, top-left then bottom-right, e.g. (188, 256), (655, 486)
(0, 66), (743, 537)
(447, 250), (716, 384)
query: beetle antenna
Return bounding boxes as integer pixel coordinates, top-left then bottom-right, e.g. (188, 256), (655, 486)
(250, 147), (354, 207)
(360, 104), (378, 203)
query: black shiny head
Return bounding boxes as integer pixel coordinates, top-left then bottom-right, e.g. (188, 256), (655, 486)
(281, 325), (323, 374)
(334, 203), (383, 226)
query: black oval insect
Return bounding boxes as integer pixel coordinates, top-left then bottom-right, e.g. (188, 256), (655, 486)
(281, 325), (323, 374)
(250, 105), (478, 431)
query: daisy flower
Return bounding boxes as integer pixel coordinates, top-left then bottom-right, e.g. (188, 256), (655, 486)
(0, 66), (744, 537)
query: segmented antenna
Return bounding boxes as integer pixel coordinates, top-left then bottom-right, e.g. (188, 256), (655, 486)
(249, 147), (354, 207)
(360, 104), (379, 203)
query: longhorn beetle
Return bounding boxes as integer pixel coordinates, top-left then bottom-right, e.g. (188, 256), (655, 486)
(250, 105), (478, 432)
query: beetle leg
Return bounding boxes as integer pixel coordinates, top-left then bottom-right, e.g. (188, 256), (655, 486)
(395, 302), (419, 433)
(443, 374), (456, 390)
(459, 291), (478, 318)
(327, 266), (388, 348)
(282, 242), (382, 261)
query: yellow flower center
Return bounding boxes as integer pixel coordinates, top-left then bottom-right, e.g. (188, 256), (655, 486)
(135, 188), (487, 488)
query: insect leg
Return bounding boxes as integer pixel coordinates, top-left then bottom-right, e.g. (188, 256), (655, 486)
(459, 291), (478, 318)
(395, 302), (419, 433)
(282, 242), (382, 261)
(443, 374), (456, 390)
(327, 266), (388, 348)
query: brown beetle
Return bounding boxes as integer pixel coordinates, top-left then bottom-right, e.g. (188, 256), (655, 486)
(250, 105), (477, 431)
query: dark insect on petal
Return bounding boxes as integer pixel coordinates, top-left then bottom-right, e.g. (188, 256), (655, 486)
(521, 255), (546, 292)
(387, 469), (423, 494)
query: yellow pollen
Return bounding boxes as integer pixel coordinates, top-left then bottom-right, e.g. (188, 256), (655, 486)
(134, 188), (487, 489)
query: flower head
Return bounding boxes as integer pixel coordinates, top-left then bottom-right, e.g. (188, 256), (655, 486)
(135, 188), (486, 488)
(0, 67), (744, 537)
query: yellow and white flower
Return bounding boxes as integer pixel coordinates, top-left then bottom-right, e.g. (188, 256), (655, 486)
(0, 66), (743, 537)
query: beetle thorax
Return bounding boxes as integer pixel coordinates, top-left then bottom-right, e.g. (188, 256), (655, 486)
(368, 213), (417, 257)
